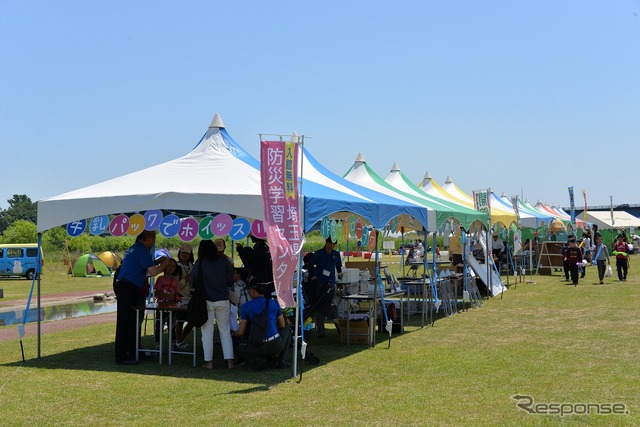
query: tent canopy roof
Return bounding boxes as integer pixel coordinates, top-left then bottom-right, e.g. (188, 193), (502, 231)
(343, 154), (436, 231)
(38, 114), (429, 234)
(37, 124), (263, 232)
(383, 163), (485, 229)
(584, 210), (640, 230)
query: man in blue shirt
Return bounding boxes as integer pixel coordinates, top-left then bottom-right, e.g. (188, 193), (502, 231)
(114, 230), (170, 365)
(310, 237), (342, 337)
(234, 280), (291, 370)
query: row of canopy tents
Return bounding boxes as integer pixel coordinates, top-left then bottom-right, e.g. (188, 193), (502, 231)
(36, 113), (595, 245)
(37, 114), (432, 236)
(33, 112), (620, 363)
(34, 113), (493, 366)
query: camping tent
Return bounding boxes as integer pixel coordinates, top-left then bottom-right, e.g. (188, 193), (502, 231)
(71, 254), (111, 277)
(98, 251), (121, 270)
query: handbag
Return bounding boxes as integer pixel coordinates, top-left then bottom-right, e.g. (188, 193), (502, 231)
(248, 298), (269, 346)
(187, 262), (208, 328)
(605, 265), (613, 278)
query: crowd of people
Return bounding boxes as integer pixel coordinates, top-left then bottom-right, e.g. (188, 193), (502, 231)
(560, 229), (632, 286)
(114, 232), (294, 371)
(114, 225), (633, 369)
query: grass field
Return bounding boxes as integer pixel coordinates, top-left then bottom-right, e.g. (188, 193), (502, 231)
(0, 259), (639, 426)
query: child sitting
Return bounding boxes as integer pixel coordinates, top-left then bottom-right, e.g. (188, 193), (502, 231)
(153, 258), (181, 348)
(229, 268), (251, 332)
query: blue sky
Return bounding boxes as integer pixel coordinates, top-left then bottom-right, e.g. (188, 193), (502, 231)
(2, 1), (639, 212)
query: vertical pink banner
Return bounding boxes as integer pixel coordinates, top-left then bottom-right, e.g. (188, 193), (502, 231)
(260, 140), (302, 307)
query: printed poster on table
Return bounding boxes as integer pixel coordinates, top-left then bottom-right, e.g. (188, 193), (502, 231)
(260, 140), (303, 307)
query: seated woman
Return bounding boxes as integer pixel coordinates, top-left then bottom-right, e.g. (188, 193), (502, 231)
(233, 280), (291, 371)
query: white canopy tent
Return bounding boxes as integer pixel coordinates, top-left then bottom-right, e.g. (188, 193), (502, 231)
(583, 210), (640, 230)
(38, 115), (428, 234)
(33, 113), (430, 365)
(37, 114), (263, 232)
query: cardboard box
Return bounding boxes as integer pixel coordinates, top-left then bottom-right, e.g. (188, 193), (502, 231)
(339, 319), (369, 344)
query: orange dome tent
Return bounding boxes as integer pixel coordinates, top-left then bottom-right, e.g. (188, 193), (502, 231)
(98, 251), (122, 271)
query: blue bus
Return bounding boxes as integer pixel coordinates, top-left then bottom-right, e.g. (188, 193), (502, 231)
(0, 244), (44, 280)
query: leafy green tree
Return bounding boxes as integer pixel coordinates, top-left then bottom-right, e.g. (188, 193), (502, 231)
(43, 226), (68, 252)
(0, 195), (37, 234)
(67, 234), (93, 254)
(0, 220), (37, 243)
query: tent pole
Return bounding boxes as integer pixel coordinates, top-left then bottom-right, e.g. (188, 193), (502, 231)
(37, 232), (42, 361)
(293, 134), (306, 379)
(400, 228), (405, 277)
(486, 226), (491, 299)
(461, 228), (468, 311)
(432, 231), (438, 314)
(421, 229), (430, 327)
(526, 239), (535, 284)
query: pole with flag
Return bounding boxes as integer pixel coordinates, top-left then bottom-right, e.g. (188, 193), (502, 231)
(582, 190), (587, 222)
(568, 186), (575, 223)
(260, 134), (305, 378)
(473, 189), (492, 296)
(610, 196), (615, 226)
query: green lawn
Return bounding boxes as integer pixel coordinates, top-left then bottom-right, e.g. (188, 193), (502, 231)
(0, 263), (639, 426)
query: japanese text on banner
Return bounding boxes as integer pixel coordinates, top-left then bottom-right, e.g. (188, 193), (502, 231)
(260, 141), (302, 307)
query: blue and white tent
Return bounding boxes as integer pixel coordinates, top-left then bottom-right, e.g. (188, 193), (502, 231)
(498, 194), (554, 229)
(38, 113), (428, 233)
(222, 131), (429, 232)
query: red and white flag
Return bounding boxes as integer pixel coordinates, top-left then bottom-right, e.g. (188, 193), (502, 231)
(260, 140), (303, 307)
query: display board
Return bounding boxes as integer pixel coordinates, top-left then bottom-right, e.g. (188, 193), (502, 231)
(536, 241), (565, 275)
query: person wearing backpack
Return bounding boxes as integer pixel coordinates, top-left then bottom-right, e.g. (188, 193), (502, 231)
(233, 280), (291, 371)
